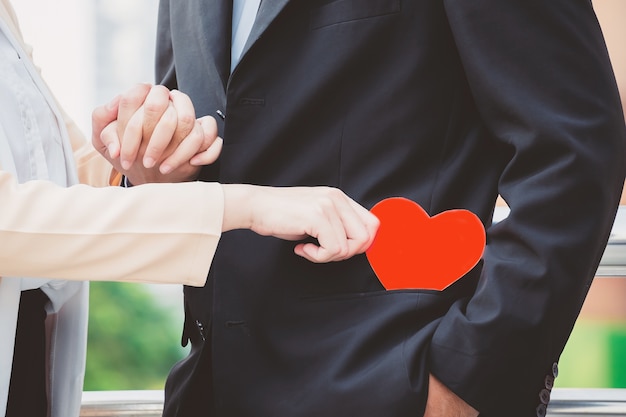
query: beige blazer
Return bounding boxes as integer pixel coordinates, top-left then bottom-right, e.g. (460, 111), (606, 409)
(0, 1), (223, 415)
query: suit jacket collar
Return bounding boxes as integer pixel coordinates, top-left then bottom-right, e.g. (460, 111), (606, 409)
(188, 0), (291, 91)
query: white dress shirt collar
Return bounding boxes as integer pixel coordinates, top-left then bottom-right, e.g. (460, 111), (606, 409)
(231, 0), (261, 72)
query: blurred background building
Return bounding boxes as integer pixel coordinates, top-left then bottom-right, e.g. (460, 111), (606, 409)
(10, 0), (626, 392)
(12, 0), (158, 133)
(559, 0), (626, 389)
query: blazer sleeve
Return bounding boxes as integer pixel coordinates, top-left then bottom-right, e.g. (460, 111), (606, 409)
(430, 0), (626, 415)
(0, 4), (220, 287)
(0, 172), (223, 287)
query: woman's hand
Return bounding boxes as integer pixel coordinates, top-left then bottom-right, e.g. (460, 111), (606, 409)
(222, 184), (380, 263)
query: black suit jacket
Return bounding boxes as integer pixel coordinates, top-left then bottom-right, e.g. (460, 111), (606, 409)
(156, 1), (626, 416)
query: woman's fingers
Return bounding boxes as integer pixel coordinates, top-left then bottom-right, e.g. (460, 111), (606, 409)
(91, 95), (121, 159)
(294, 190), (379, 263)
(119, 106), (146, 170)
(225, 185), (379, 263)
(116, 83), (152, 146)
(141, 104), (179, 169)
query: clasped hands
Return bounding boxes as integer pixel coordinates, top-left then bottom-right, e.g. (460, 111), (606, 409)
(91, 84), (379, 263)
(92, 83), (220, 184)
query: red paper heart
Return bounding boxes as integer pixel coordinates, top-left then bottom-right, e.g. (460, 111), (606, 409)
(366, 198), (485, 291)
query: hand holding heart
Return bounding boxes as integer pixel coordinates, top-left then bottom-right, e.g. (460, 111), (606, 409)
(366, 198), (485, 291)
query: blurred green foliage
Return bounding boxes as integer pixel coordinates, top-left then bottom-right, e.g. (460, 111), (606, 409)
(83, 282), (626, 391)
(84, 282), (188, 390)
(557, 319), (626, 388)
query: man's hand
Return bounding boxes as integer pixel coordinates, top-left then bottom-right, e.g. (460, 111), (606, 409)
(92, 84), (222, 184)
(221, 185), (380, 263)
(424, 374), (479, 417)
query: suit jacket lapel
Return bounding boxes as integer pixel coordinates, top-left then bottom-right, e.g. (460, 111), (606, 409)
(200, 0), (233, 89)
(237, 0), (290, 68)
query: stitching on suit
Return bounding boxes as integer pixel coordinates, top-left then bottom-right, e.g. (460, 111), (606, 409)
(310, 0), (401, 30)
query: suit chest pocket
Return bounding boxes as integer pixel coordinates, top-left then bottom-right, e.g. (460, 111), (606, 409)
(310, 0), (401, 29)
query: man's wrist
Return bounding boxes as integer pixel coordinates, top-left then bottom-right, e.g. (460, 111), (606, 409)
(425, 374), (479, 417)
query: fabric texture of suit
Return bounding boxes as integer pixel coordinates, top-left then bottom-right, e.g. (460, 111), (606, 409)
(156, 1), (626, 416)
(0, 1), (225, 415)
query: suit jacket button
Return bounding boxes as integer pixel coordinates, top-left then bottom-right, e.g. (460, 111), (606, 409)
(545, 375), (554, 390)
(552, 362), (559, 378)
(539, 388), (551, 404)
(536, 403), (547, 417)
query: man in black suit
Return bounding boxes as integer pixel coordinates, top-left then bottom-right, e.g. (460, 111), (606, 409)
(153, 1), (626, 416)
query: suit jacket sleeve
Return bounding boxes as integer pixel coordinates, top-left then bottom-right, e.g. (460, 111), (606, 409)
(429, 0), (626, 414)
